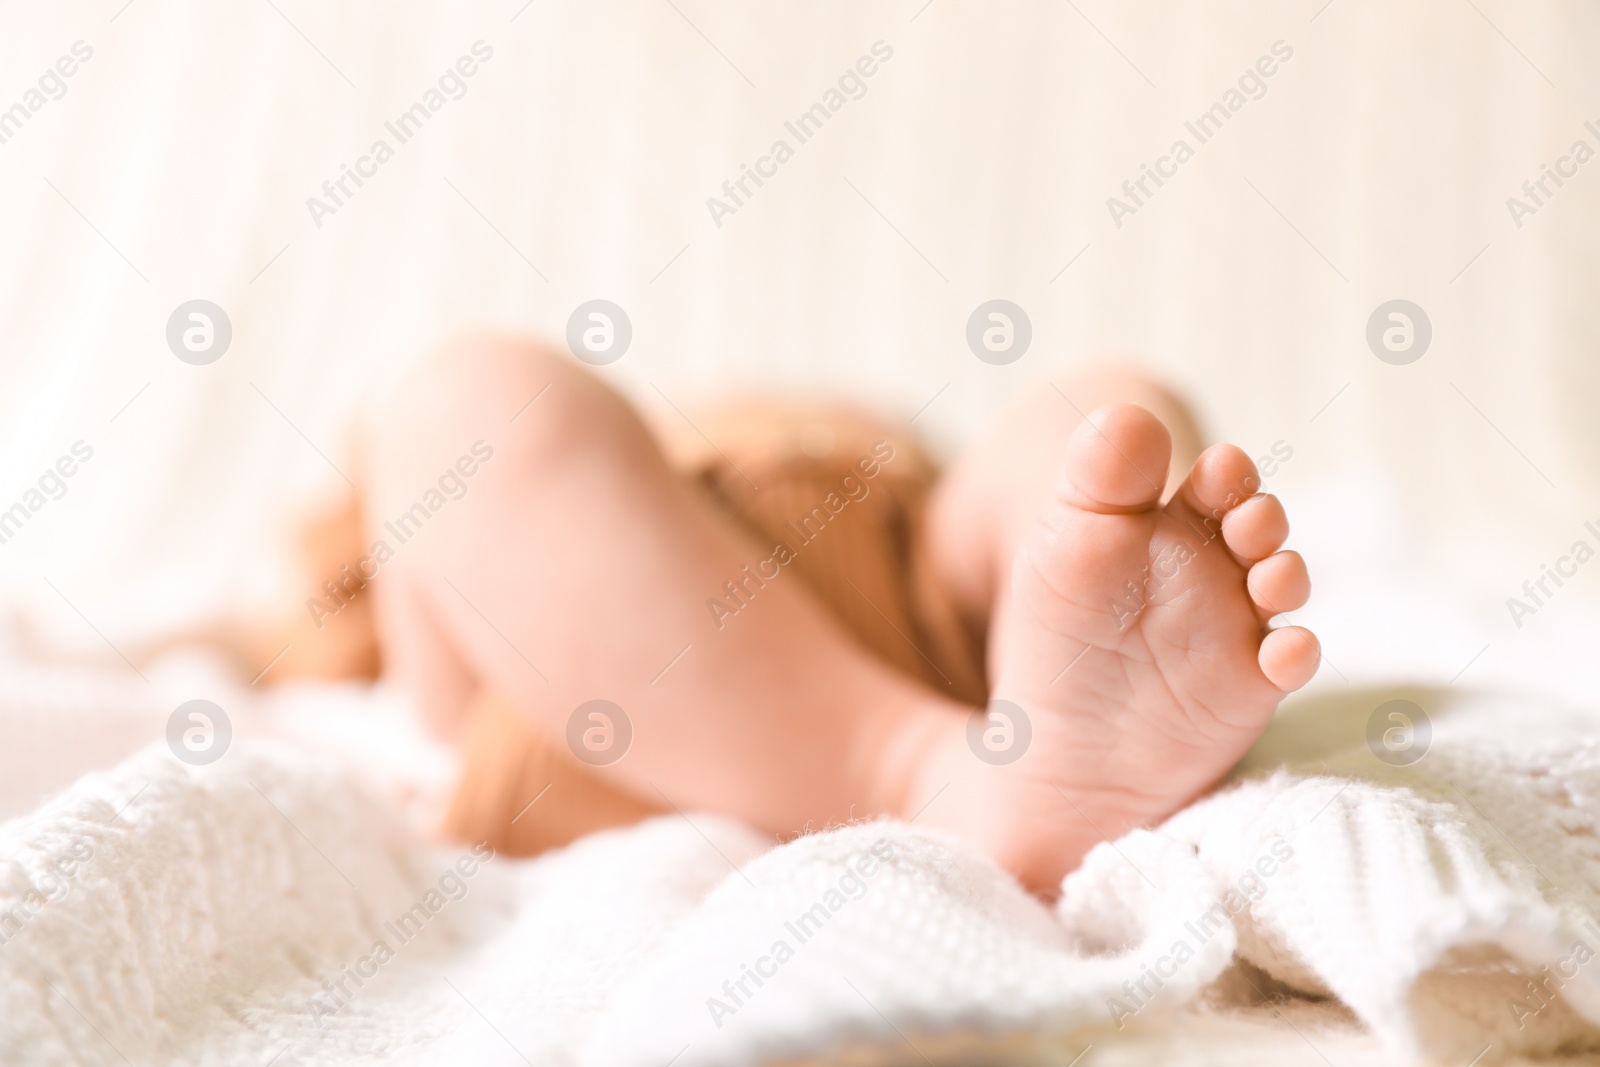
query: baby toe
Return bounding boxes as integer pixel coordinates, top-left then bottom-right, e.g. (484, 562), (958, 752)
(1222, 494), (1289, 562)
(1060, 403), (1172, 513)
(1175, 443), (1260, 523)
(1247, 550), (1310, 616)
(1259, 626), (1320, 691)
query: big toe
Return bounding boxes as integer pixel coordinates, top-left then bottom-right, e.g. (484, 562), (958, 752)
(1060, 403), (1172, 514)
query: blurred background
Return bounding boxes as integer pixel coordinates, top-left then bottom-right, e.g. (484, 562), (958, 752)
(2, 0), (1599, 708)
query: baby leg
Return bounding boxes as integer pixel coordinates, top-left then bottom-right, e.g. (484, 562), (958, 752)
(359, 337), (972, 837)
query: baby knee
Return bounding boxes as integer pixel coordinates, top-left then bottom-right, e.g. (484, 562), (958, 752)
(436, 335), (648, 465)
(362, 334), (649, 486)
(399, 334), (568, 413)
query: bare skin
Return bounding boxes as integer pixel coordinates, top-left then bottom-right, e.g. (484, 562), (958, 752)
(913, 401), (1317, 891)
(358, 337), (1317, 896)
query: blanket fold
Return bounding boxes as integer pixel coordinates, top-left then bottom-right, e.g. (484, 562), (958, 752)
(5, 703), (1600, 1066)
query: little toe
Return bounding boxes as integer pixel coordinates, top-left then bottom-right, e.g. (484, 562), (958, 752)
(1060, 403), (1172, 514)
(1259, 626), (1320, 691)
(1173, 444), (1260, 524)
(1247, 550), (1310, 616)
(1222, 494), (1289, 562)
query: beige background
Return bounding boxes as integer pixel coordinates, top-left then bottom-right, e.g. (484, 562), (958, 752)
(0, 1), (1596, 683)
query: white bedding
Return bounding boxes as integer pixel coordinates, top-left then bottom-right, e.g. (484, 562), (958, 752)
(6, 676), (1600, 1066)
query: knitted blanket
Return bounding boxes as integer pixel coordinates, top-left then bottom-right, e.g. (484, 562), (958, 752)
(3, 687), (1599, 1066)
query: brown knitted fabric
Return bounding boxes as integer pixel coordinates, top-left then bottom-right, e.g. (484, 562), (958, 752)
(675, 402), (985, 704)
(440, 403), (986, 857)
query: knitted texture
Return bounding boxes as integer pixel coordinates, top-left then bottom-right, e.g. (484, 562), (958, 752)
(4, 729), (1600, 1065)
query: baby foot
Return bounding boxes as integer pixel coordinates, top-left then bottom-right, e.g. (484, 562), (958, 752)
(973, 404), (1317, 894)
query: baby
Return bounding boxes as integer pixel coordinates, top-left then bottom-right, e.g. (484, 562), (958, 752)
(346, 338), (1317, 897)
